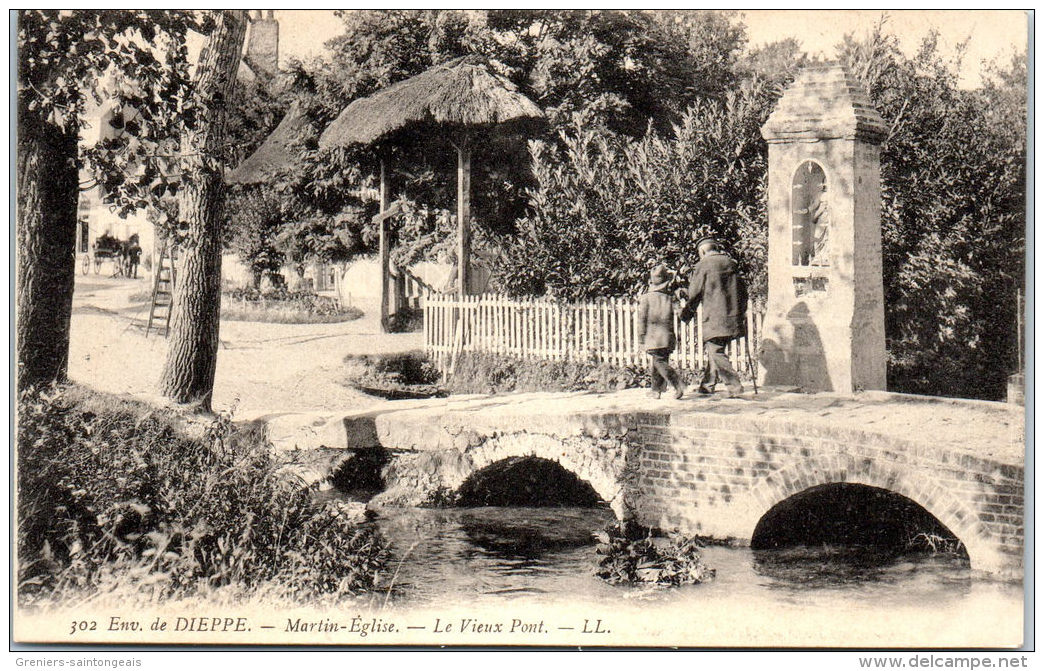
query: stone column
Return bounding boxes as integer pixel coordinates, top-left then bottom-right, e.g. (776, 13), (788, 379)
(758, 64), (889, 394)
(245, 11), (279, 79)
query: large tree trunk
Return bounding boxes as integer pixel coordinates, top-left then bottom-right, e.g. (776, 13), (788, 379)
(15, 105), (79, 390)
(160, 10), (247, 410)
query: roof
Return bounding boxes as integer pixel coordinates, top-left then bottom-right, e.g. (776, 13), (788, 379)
(226, 101), (313, 185)
(761, 63), (889, 145)
(318, 57), (543, 149)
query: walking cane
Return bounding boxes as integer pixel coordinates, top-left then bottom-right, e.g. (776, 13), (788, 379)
(744, 337), (759, 396)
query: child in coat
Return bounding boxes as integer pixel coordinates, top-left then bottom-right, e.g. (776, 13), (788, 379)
(637, 264), (684, 399)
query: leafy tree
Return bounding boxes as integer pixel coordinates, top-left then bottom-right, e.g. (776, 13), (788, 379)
(16, 10), (202, 389)
(839, 25), (1026, 399)
(737, 37), (808, 90)
(220, 77), (299, 286)
(249, 10), (751, 275)
(495, 78), (775, 302)
(160, 10), (249, 410)
(272, 210), (368, 279)
(224, 187), (285, 288)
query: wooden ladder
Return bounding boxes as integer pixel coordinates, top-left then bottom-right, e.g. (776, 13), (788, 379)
(145, 244), (177, 338)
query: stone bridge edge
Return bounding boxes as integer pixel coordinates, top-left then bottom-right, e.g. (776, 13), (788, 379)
(420, 426), (1007, 573)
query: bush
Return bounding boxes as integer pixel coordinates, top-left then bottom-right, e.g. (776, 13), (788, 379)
(222, 287), (363, 324)
(838, 30), (1026, 400)
(16, 385), (388, 606)
(495, 93), (772, 304)
(594, 524), (715, 586)
(387, 307), (424, 333)
(447, 352), (645, 395)
(342, 351), (443, 399)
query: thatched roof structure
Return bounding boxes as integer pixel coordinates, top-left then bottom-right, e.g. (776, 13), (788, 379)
(317, 56), (543, 303)
(318, 57), (543, 149)
(227, 101), (313, 185)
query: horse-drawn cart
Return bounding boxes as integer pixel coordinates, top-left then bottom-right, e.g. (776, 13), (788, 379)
(81, 234), (141, 277)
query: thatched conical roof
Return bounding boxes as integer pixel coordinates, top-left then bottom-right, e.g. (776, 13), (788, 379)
(318, 57), (543, 149)
(227, 101), (313, 185)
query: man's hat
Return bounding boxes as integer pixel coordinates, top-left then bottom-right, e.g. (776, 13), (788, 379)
(696, 235), (720, 249)
(648, 264), (671, 291)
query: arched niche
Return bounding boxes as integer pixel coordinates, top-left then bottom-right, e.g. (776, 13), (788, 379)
(791, 160), (830, 267)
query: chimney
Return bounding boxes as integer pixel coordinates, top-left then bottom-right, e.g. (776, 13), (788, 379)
(245, 11), (279, 79)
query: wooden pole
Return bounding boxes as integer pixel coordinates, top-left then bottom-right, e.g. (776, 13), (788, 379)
(456, 140), (471, 296)
(379, 157), (390, 333)
(1017, 287), (1023, 371)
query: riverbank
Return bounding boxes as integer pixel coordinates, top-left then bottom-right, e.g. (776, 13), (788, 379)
(16, 384), (387, 610)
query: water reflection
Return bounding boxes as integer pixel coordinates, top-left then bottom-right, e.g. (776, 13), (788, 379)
(751, 545), (972, 593)
(372, 506), (1000, 609)
(377, 507), (615, 602)
(460, 509), (608, 558)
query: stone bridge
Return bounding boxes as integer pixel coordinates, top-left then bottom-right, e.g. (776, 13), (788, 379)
(262, 389), (1025, 577)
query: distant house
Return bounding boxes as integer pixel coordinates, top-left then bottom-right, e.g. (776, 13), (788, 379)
(77, 11), (281, 277)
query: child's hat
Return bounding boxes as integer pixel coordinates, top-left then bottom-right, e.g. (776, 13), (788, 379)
(649, 264), (671, 291)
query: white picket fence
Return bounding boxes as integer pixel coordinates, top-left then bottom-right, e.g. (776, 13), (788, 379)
(424, 293), (761, 378)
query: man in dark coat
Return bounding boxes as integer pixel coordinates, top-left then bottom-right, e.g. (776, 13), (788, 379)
(637, 264), (684, 399)
(680, 236), (747, 396)
(125, 234), (142, 279)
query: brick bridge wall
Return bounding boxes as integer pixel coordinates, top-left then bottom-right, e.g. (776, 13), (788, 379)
(631, 412), (1023, 576)
(367, 404), (1023, 577)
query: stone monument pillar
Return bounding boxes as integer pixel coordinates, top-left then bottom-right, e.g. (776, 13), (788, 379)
(758, 64), (889, 393)
(245, 10), (279, 79)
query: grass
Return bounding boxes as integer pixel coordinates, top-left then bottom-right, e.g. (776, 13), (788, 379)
(446, 351), (650, 394)
(16, 384), (388, 608)
(129, 287), (364, 324)
(223, 287), (363, 324)
(342, 350), (688, 397)
(222, 302), (364, 324)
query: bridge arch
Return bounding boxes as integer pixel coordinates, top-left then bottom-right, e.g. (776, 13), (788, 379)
(456, 456), (605, 507)
(446, 432), (624, 512)
(751, 483), (969, 556)
(738, 456), (994, 569)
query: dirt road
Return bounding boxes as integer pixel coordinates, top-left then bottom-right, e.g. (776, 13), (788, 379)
(68, 275), (423, 419)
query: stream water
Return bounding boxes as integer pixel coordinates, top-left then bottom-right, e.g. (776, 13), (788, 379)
(375, 506), (1006, 605)
(365, 505), (1024, 645)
